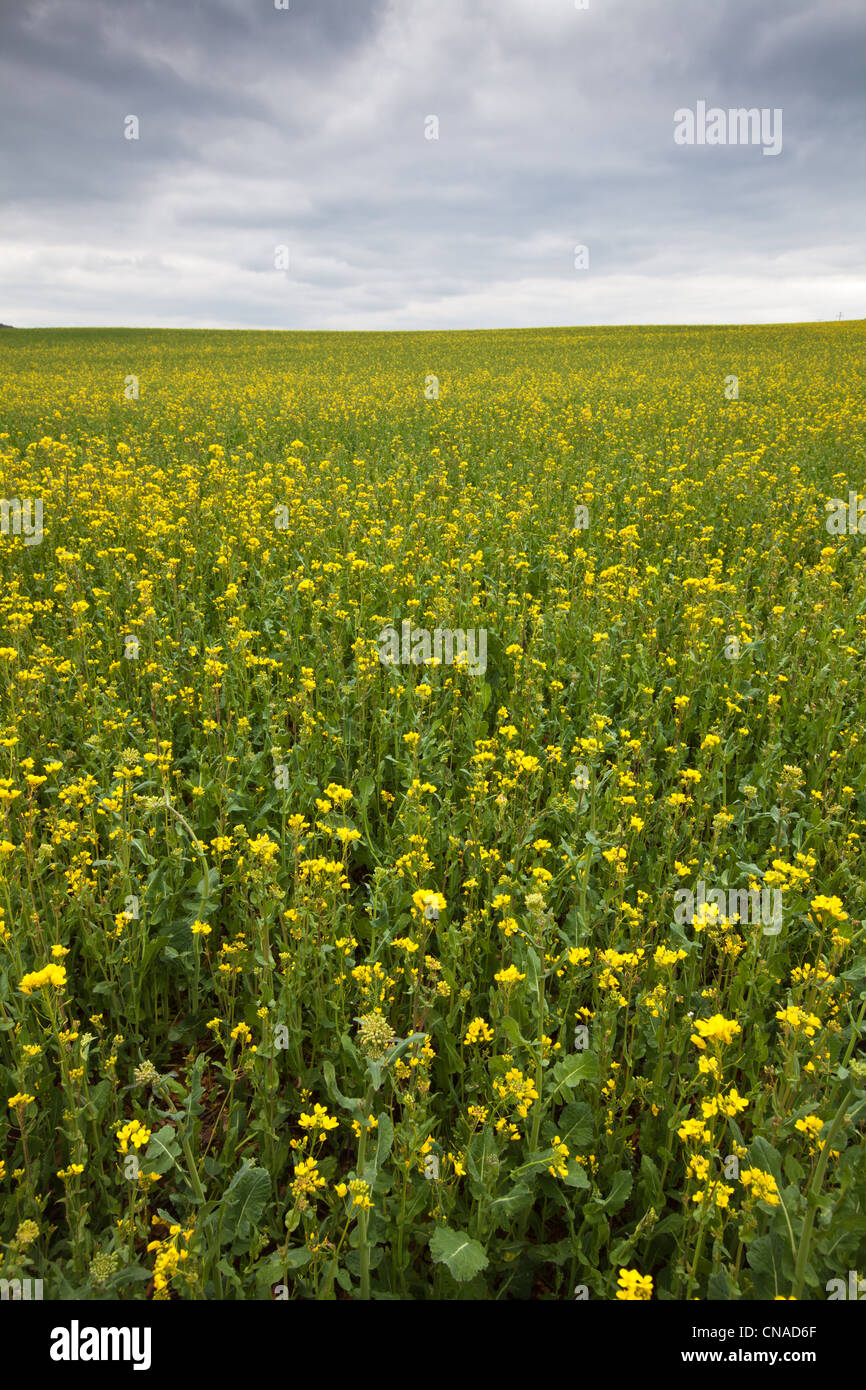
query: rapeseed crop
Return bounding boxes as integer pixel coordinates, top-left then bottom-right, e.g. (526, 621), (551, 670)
(1, 322), (865, 1300)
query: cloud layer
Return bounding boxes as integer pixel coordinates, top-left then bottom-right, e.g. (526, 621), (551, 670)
(0, 0), (863, 327)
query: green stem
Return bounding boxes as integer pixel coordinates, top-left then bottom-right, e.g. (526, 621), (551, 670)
(791, 1091), (849, 1299)
(356, 1087), (374, 1300)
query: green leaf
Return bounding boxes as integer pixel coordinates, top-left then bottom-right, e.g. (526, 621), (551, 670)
(500, 1014), (533, 1049)
(783, 1154), (805, 1184)
(638, 1152), (661, 1202)
(488, 1182), (534, 1226)
(563, 1160), (591, 1189)
(346, 1245), (384, 1277)
(708, 1269), (734, 1300)
(322, 1060), (364, 1115)
(143, 1124), (181, 1175)
(84, 1077), (112, 1123)
(748, 1136), (782, 1185)
(374, 1113), (394, 1172)
(525, 945), (541, 995)
(594, 1169), (632, 1214)
(220, 1161), (271, 1243)
(653, 1212), (682, 1237)
(746, 1233), (782, 1279)
(283, 1247), (313, 1270)
(383, 1032), (427, 1067)
(252, 1252), (286, 1291)
(140, 934), (171, 974)
(429, 1226), (489, 1282)
(557, 1101), (593, 1151)
(552, 1052), (599, 1094)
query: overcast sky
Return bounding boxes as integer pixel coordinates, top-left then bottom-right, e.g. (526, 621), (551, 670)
(0, 0), (863, 329)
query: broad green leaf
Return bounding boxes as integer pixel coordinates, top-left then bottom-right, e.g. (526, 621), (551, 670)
(552, 1052), (599, 1093)
(383, 1032), (427, 1067)
(143, 1124), (181, 1175)
(374, 1112), (394, 1172)
(594, 1169), (632, 1214)
(283, 1247), (313, 1270)
(323, 1060), (364, 1114)
(221, 1161), (271, 1242)
(500, 1014), (532, 1049)
(557, 1101), (593, 1151)
(429, 1226), (489, 1282)
(708, 1269), (734, 1300)
(563, 1160), (591, 1189)
(746, 1233), (783, 1279)
(748, 1136), (782, 1185)
(489, 1182), (534, 1226)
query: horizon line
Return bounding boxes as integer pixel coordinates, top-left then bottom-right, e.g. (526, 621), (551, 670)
(0, 318), (862, 335)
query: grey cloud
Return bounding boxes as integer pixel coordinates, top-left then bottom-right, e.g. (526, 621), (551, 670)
(0, 0), (863, 327)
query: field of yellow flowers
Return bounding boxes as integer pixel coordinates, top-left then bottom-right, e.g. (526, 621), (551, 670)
(1, 322), (865, 1301)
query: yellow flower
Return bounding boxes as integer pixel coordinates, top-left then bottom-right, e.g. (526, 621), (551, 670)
(775, 1006), (821, 1038)
(794, 1114), (823, 1139)
(324, 784), (353, 807)
(616, 1268), (653, 1300)
(494, 965), (526, 987)
(547, 1135), (569, 1179)
(463, 1017), (494, 1045)
(810, 894), (847, 922)
(653, 945), (687, 968)
(492, 1067), (538, 1118)
(291, 1157), (326, 1200)
(411, 889), (446, 918)
(7, 1092), (36, 1109)
(116, 1119), (152, 1154)
(348, 1178), (373, 1209)
(677, 1117), (712, 1145)
(690, 1014), (741, 1048)
(57, 1163), (85, 1180)
(718, 1086), (749, 1116)
(740, 1168), (780, 1206)
(298, 1103), (339, 1139)
(19, 963), (67, 996)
